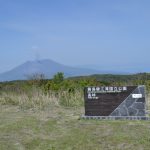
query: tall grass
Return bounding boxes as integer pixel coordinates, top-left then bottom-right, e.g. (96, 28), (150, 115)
(1, 87), (149, 111)
(0, 88), (84, 110)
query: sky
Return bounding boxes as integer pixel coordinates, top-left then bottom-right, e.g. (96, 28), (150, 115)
(0, 0), (150, 73)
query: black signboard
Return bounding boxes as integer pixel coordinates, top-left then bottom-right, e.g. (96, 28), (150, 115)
(84, 86), (146, 116)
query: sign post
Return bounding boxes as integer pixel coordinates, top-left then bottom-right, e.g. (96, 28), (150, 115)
(82, 85), (149, 120)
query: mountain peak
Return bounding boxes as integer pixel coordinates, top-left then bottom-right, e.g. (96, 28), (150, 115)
(0, 59), (101, 81)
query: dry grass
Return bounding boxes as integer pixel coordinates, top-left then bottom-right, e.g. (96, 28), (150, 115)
(1, 105), (150, 150)
(0, 89), (84, 110)
(1, 89), (150, 149)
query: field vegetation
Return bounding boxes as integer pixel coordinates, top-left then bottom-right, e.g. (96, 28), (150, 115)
(1, 72), (150, 149)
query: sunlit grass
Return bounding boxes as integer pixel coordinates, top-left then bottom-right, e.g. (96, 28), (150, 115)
(1, 105), (150, 150)
(0, 89), (84, 110)
(0, 90), (150, 150)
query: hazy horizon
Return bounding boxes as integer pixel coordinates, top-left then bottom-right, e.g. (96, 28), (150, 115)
(0, 58), (148, 74)
(0, 0), (150, 73)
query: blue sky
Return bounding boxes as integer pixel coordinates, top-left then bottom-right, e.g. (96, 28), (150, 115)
(0, 0), (150, 73)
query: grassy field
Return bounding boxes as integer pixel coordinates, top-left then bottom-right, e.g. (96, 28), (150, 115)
(0, 87), (150, 150)
(1, 103), (150, 150)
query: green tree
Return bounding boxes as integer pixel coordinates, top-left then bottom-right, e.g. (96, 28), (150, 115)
(53, 72), (64, 84)
(44, 72), (64, 92)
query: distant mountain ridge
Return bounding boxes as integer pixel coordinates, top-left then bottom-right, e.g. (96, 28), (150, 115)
(0, 59), (104, 81)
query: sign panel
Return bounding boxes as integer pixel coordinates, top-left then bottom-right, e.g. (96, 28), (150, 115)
(84, 86), (146, 116)
(132, 94), (142, 98)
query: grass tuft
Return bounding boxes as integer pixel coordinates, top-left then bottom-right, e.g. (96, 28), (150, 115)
(0, 89), (84, 110)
